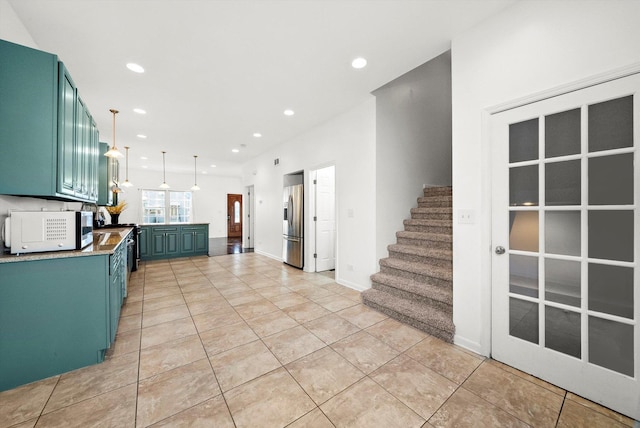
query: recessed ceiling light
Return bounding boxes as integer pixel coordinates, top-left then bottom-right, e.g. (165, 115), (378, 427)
(202, 171), (207, 174)
(253, 133), (262, 138)
(210, 164), (217, 168)
(141, 156), (148, 160)
(142, 165), (148, 169)
(232, 149), (239, 153)
(126, 63), (145, 73)
(137, 134), (147, 139)
(284, 109), (295, 116)
(351, 57), (367, 69)
(133, 108), (146, 114)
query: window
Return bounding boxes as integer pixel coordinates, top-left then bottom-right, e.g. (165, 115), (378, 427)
(142, 190), (192, 224)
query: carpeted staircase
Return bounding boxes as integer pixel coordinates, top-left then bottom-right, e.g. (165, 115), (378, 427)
(362, 186), (454, 343)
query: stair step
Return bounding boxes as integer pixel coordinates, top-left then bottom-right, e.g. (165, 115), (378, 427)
(370, 272), (452, 312)
(403, 219), (452, 234)
(387, 244), (452, 268)
(417, 195), (452, 208)
(410, 207), (452, 220)
(379, 257), (452, 286)
(423, 186), (452, 198)
(396, 230), (452, 250)
(362, 289), (454, 343)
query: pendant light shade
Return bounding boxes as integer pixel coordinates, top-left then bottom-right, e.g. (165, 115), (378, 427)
(104, 109), (124, 158)
(159, 151), (170, 189)
(121, 146), (133, 188)
(191, 155), (200, 191)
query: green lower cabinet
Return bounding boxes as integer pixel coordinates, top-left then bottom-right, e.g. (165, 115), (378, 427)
(139, 227), (149, 258)
(0, 256), (111, 392)
(141, 224), (209, 260)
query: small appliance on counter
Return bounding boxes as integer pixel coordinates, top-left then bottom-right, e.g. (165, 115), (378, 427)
(2, 210), (93, 255)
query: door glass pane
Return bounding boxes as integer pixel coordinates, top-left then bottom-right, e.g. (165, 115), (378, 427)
(234, 201), (240, 223)
(589, 316), (634, 376)
(588, 210), (634, 262)
(546, 160), (581, 206)
(510, 211), (539, 252)
(510, 298), (538, 344)
(545, 211), (580, 256)
(588, 95), (633, 153)
(589, 153), (634, 205)
(510, 165), (538, 206)
(545, 258), (581, 307)
(510, 118), (539, 163)
(545, 306), (581, 358)
(589, 263), (633, 319)
(545, 108), (581, 158)
(510, 254), (538, 297)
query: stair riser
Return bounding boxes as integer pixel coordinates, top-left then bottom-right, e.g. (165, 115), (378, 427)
(380, 265), (452, 287)
(423, 188), (452, 198)
(362, 297), (454, 343)
(410, 212), (452, 221)
(371, 282), (452, 314)
(403, 224), (452, 234)
(387, 251), (452, 268)
(396, 237), (451, 250)
(417, 200), (451, 208)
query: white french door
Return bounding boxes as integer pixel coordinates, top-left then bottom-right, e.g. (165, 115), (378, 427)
(491, 73), (640, 419)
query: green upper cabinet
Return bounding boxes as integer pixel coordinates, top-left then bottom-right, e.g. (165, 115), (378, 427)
(0, 39), (99, 202)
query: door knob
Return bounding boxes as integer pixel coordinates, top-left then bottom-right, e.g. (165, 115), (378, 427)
(495, 246), (506, 255)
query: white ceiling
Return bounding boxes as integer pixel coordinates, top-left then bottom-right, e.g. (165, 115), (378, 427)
(9, 0), (515, 177)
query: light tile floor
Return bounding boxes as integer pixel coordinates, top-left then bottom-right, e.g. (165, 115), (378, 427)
(0, 253), (636, 428)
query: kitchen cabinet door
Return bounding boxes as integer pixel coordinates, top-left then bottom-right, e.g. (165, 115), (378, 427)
(181, 230), (195, 254)
(57, 63), (76, 197)
(139, 227), (149, 258)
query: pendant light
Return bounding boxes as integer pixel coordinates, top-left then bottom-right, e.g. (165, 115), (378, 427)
(191, 155), (200, 191)
(159, 151), (170, 189)
(104, 109), (124, 158)
(121, 146), (133, 187)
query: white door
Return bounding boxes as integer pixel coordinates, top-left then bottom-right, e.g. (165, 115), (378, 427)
(315, 166), (336, 272)
(491, 73), (640, 419)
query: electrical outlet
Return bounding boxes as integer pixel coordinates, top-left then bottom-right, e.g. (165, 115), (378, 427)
(458, 209), (476, 224)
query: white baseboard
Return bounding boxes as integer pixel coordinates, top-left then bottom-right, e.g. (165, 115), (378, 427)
(254, 249), (281, 262)
(453, 334), (487, 357)
(336, 278), (368, 292)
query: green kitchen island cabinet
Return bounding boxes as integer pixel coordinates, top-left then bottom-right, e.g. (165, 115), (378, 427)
(140, 224), (209, 260)
(0, 39), (100, 202)
(0, 228), (131, 392)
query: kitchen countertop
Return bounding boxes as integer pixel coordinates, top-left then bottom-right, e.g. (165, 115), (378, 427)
(0, 226), (134, 264)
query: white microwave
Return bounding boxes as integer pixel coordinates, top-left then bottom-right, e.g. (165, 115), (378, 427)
(2, 211), (93, 254)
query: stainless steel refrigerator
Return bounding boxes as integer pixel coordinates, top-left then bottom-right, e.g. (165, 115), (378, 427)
(282, 182), (303, 268)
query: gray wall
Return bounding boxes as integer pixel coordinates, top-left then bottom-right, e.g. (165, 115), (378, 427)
(373, 50), (452, 262)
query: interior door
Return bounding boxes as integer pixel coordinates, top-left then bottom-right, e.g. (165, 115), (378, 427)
(227, 193), (242, 238)
(491, 73), (640, 419)
(315, 166), (336, 272)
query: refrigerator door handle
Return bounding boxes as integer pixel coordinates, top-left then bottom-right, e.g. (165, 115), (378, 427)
(288, 194), (294, 229)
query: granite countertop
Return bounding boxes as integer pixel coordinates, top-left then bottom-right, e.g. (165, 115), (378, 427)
(0, 226), (134, 264)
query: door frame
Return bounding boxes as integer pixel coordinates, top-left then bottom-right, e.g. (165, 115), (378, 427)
(475, 62), (640, 358)
(244, 185), (255, 249)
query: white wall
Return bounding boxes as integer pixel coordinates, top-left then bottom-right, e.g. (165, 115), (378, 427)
(373, 50), (452, 262)
(242, 98), (376, 290)
(111, 168), (243, 237)
(0, 0), (37, 48)
(451, 0), (640, 354)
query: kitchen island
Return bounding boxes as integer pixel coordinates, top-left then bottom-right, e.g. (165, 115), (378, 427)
(139, 223), (209, 260)
(0, 227), (133, 391)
